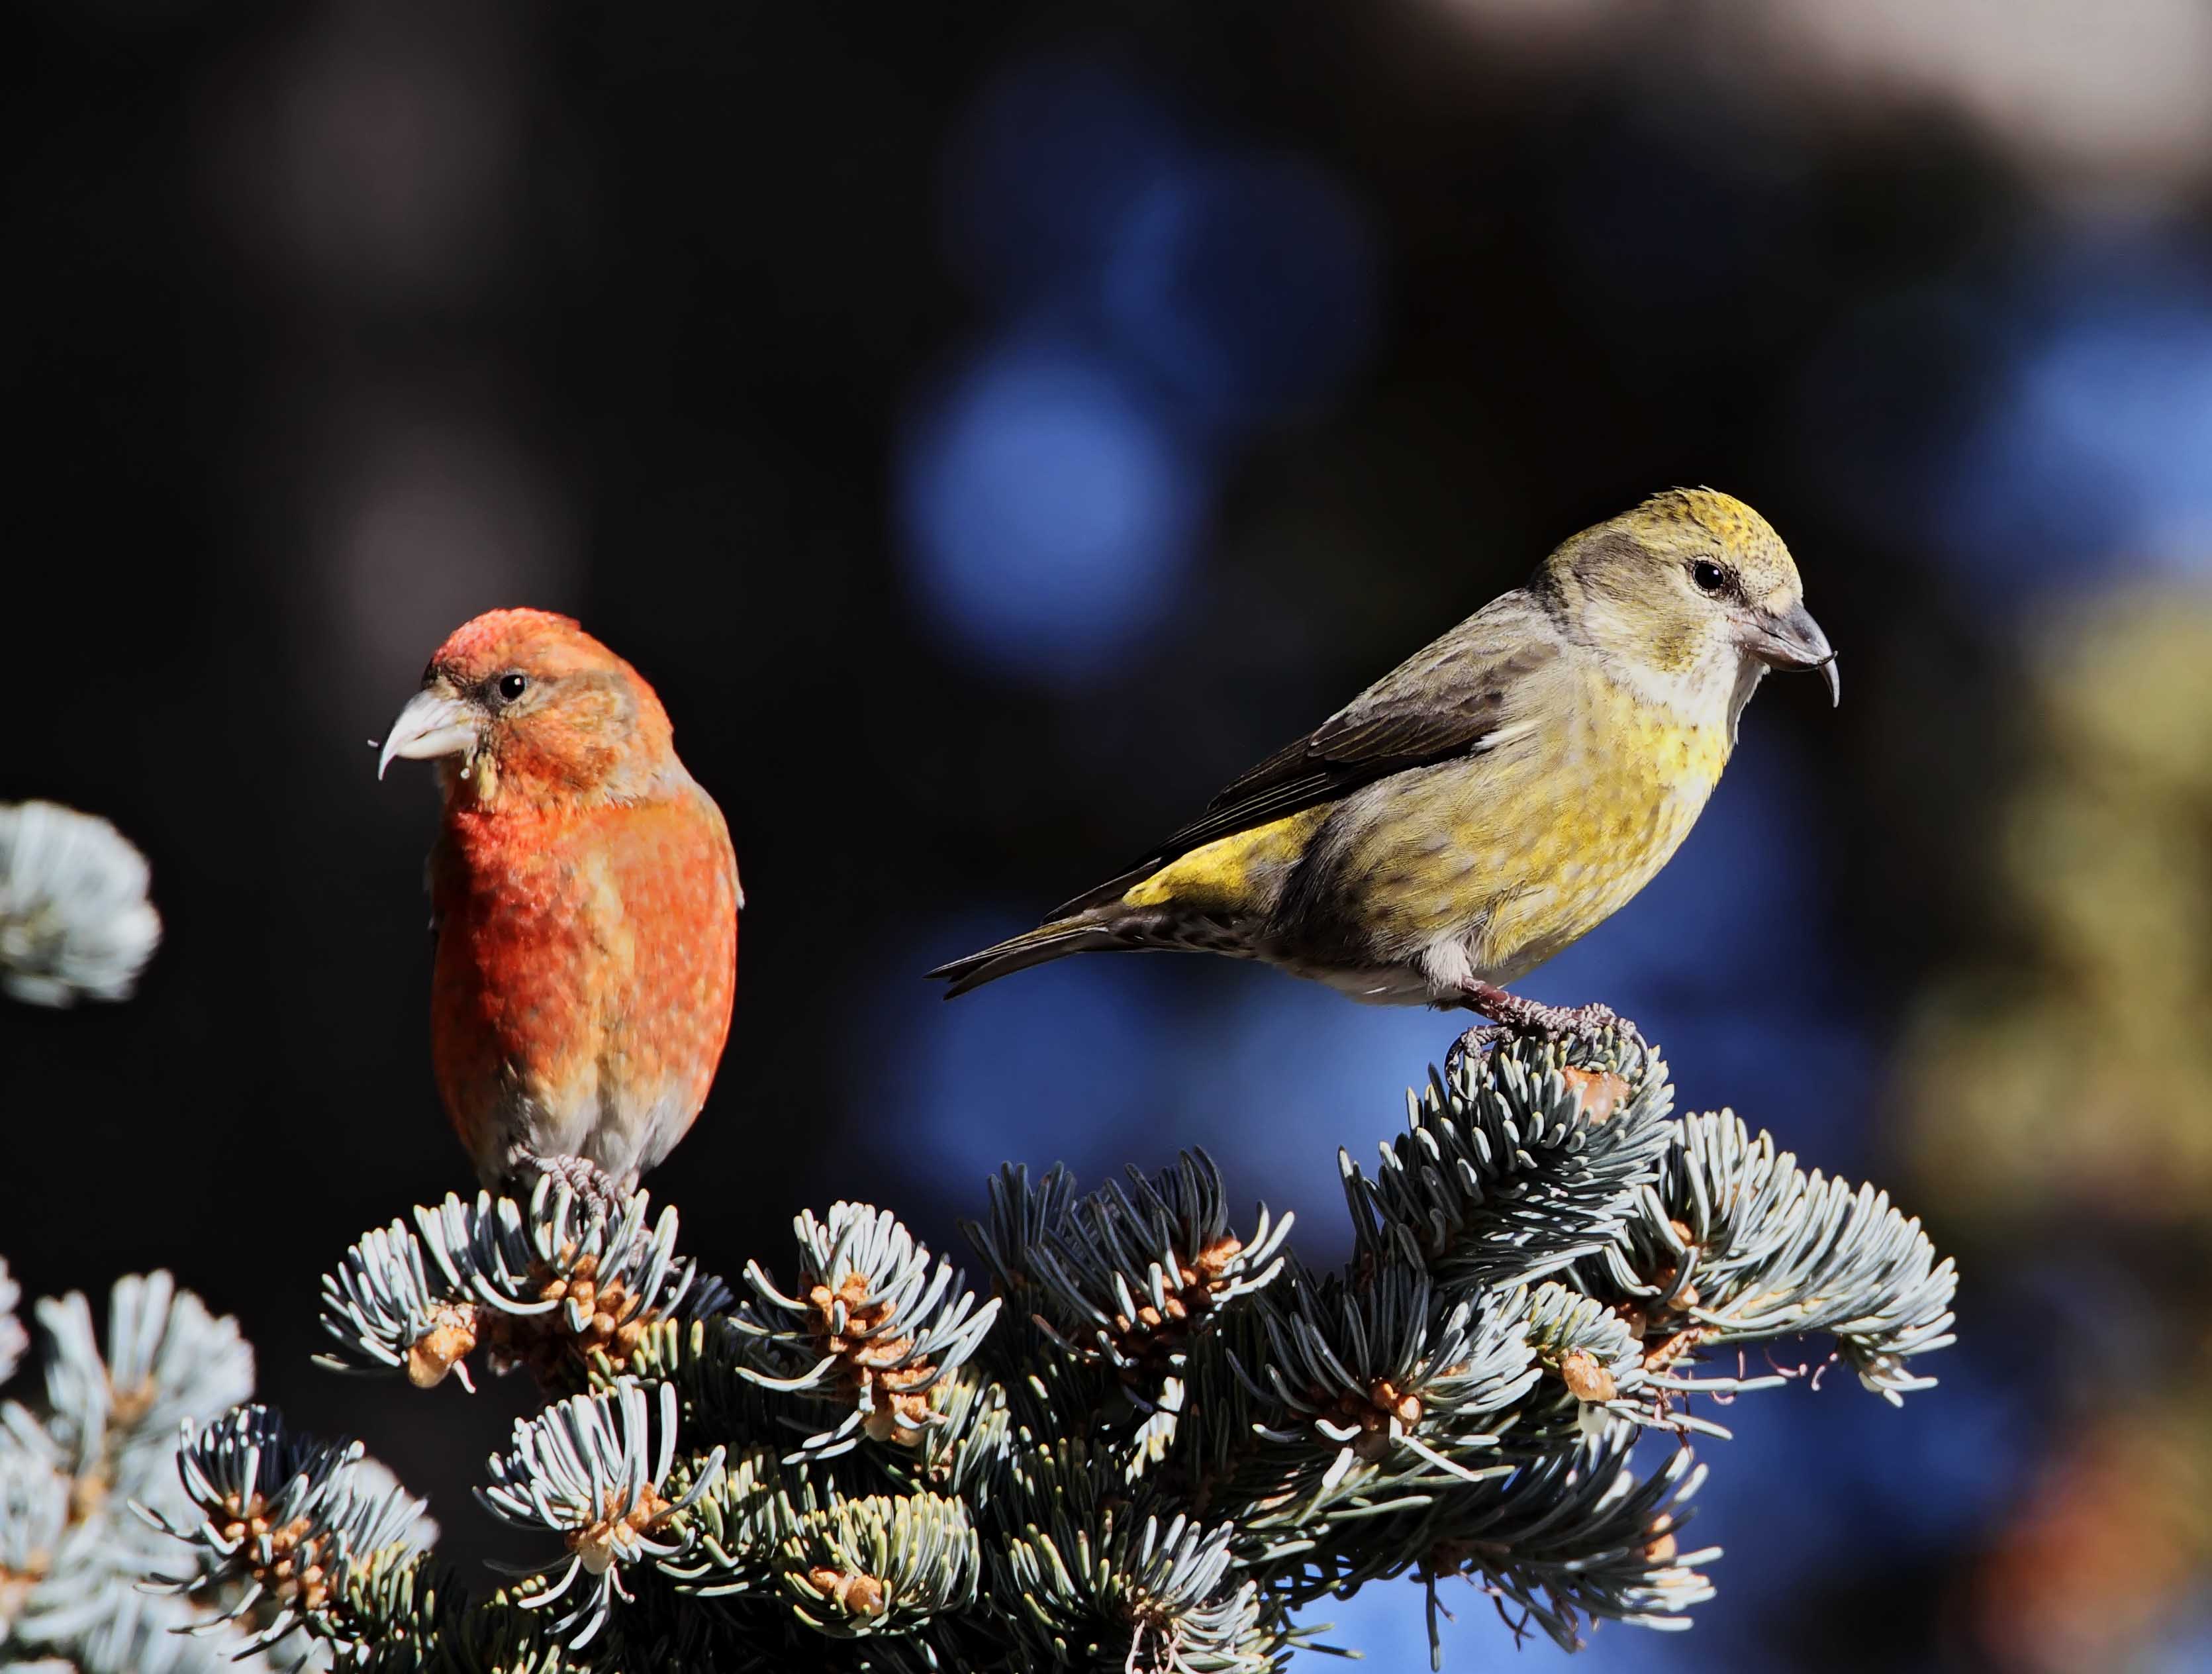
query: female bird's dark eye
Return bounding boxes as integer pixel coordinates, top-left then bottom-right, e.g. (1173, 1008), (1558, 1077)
(1691, 560), (1729, 595)
(496, 672), (528, 703)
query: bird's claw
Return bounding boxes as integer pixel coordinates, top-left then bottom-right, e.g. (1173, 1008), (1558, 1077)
(1541, 1001), (1639, 1046)
(1457, 984), (1643, 1053)
(1444, 1024), (1510, 1082)
(530, 1154), (625, 1224)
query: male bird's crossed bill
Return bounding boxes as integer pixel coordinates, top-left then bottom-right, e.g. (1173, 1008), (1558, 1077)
(930, 489), (1836, 1038)
(379, 609), (742, 1200)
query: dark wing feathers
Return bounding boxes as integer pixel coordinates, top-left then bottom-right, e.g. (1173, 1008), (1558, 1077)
(1047, 601), (1559, 918)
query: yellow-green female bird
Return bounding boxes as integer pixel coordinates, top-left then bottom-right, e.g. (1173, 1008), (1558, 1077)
(929, 488), (1837, 1038)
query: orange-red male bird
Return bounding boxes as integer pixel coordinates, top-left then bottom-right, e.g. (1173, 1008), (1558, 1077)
(378, 609), (741, 1199)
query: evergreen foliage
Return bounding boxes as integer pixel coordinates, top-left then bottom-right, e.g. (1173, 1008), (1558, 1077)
(0, 801), (160, 1008)
(0, 1026), (1958, 1671)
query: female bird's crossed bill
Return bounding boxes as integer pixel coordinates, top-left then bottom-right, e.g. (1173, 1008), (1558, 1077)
(930, 489), (1837, 1040)
(379, 609), (741, 1200)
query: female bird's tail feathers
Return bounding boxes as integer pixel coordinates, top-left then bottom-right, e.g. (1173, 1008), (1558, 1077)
(927, 915), (1133, 998)
(931, 893), (1271, 996)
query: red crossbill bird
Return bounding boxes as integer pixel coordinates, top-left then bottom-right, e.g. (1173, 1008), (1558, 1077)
(931, 488), (1836, 1040)
(378, 609), (741, 1197)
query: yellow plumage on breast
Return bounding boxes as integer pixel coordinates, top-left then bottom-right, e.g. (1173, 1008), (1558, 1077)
(1325, 665), (1732, 984)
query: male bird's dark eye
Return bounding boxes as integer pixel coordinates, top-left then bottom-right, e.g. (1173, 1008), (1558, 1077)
(496, 672), (528, 703)
(1690, 560), (1729, 595)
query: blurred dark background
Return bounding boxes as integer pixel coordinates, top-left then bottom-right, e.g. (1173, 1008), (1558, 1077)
(7, 2), (2211, 1668)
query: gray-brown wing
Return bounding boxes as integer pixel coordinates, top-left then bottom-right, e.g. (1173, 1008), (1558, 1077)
(1051, 589), (1561, 916)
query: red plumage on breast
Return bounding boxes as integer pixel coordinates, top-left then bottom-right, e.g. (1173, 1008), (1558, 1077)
(431, 788), (739, 1188)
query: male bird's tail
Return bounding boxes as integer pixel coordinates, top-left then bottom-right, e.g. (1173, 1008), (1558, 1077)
(926, 913), (1135, 998)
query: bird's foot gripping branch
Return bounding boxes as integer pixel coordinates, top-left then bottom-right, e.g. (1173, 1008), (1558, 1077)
(4, 1026), (1957, 1671)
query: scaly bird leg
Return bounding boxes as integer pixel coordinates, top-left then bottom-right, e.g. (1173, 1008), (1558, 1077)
(1443, 981), (1641, 1073)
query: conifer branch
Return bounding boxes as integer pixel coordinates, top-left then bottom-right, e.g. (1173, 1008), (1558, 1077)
(0, 1026), (1956, 1669)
